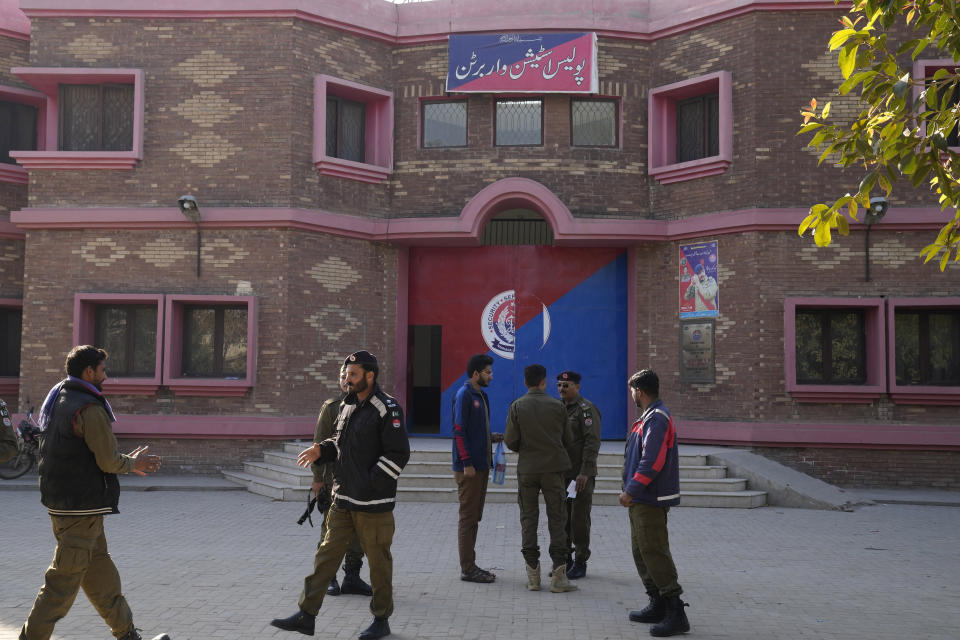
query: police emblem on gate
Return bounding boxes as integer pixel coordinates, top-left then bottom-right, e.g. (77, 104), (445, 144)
(481, 290), (515, 360)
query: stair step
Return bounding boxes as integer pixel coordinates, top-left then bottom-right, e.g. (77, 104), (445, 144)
(224, 441), (765, 508)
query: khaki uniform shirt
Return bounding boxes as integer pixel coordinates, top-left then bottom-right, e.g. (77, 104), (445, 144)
(564, 394), (602, 479)
(74, 406), (135, 475)
(312, 395), (341, 485)
(504, 387), (573, 474)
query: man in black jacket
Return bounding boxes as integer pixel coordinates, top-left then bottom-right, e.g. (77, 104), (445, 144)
(19, 345), (168, 640)
(272, 350), (410, 640)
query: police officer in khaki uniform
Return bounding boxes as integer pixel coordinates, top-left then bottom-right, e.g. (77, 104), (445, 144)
(20, 346), (169, 640)
(556, 370), (602, 580)
(313, 366), (372, 597)
(504, 364), (577, 594)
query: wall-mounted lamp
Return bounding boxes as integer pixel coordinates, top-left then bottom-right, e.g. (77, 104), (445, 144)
(178, 195), (201, 277)
(864, 196), (888, 282)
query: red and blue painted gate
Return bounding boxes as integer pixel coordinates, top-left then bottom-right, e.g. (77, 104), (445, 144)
(407, 246), (627, 439)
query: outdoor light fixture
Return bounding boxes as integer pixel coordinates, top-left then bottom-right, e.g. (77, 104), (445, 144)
(864, 196), (889, 282)
(178, 195), (202, 277)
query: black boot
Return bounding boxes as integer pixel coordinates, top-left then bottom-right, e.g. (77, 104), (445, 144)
(629, 592), (666, 623)
(566, 561), (587, 580)
(270, 610), (316, 636)
(119, 629), (171, 640)
(358, 616), (390, 639)
(327, 577), (341, 596)
(340, 571), (373, 596)
(649, 596), (690, 637)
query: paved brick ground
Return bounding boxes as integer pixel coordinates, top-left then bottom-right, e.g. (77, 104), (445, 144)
(1, 489), (957, 640)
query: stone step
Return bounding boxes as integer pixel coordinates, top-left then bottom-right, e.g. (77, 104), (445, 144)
(228, 441), (766, 508)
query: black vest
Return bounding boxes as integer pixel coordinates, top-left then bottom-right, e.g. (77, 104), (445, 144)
(39, 381), (120, 516)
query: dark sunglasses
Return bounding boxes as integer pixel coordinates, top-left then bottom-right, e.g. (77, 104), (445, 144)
(556, 382), (572, 388)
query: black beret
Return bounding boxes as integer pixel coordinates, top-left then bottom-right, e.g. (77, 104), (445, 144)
(556, 371), (581, 383)
(344, 350), (378, 368)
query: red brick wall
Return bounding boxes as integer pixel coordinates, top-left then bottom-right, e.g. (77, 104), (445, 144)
(115, 437), (292, 475)
(17, 228), (400, 416)
(634, 230), (960, 426)
(754, 446), (960, 489)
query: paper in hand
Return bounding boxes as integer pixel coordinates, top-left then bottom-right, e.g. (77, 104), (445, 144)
(566, 479), (578, 499)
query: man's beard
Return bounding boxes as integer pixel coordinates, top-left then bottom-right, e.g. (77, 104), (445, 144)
(349, 377), (369, 394)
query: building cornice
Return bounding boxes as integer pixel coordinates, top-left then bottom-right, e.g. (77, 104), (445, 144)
(13, 1), (849, 44)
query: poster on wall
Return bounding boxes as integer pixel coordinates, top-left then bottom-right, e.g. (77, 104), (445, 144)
(446, 32), (598, 93)
(680, 320), (715, 383)
(679, 241), (719, 318)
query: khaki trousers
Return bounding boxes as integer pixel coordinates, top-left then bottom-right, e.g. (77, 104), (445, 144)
(317, 496), (364, 573)
(299, 504), (395, 619)
(517, 471), (569, 569)
(22, 515), (133, 640)
(629, 503), (683, 598)
(564, 476), (595, 563)
(454, 470), (489, 573)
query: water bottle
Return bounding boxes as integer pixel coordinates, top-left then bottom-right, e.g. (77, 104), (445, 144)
(492, 442), (506, 485)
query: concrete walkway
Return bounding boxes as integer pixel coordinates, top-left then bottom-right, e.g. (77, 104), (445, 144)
(2, 484), (958, 640)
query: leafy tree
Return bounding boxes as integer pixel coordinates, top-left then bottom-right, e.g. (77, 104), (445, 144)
(798, 0), (960, 270)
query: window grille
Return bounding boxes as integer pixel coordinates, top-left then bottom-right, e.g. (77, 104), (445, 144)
(495, 99), (542, 146)
(571, 99), (617, 147)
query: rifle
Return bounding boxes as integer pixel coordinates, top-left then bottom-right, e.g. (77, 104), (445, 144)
(297, 489), (333, 527)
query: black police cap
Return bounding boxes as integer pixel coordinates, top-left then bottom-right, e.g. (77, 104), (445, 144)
(344, 350), (378, 368)
(556, 371), (581, 384)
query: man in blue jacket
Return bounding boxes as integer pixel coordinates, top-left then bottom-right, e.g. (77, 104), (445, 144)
(452, 354), (503, 583)
(620, 369), (691, 637)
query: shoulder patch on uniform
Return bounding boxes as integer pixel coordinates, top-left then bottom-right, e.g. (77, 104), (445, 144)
(370, 395), (388, 418)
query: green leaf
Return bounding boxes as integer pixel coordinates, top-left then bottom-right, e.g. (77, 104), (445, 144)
(814, 220), (832, 247)
(836, 214), (850, 236)
(838, 70), (874, 95)
(912, 39), (930, 60)
(847, 199), (859, 222)
(926, 86), (938, 110)
(798, 122), (824, 134)
(829, 29), (856, 51)
(799, 212), (819, 236)
(940, 251), (950, 271)
(892, 78), (910, 100)
(839, 46), (858, 79)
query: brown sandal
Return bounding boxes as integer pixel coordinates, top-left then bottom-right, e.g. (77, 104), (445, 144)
(460, 567), (496, 583)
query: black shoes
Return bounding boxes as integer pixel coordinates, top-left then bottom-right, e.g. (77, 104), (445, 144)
(358, 616), (390, 640)
(270, 610), (316, 636)
(340, 572), (373, 596)
(119, 629), (170, 640)
(649, 596), (690, 637)
(566, 561), (587, 580)
(327, 577), (341, 596)
(629, 592), (666, 623)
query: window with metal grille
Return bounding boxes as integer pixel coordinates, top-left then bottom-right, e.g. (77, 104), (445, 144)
(571, 98), (618, 147)
(481, 217), (553, 246)
(326, 96), (365, 162)
(0, 307), (21, 378)
(93, 305), (157, 378)
(181, 305), (248, 378)
(495, 98), (542, 146)
(0, 101), (38, 164)
(676, 93), (719, 163)
(422, 100), (467, 148)
(58, 84), (134, 151)
(795, 309), (866, 384)
(895, 309), (960, 385)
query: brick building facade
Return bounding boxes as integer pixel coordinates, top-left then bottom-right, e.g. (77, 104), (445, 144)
(1, 0), (957, 487)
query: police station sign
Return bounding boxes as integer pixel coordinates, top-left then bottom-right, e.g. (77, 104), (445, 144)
(446, 32), (598, 93)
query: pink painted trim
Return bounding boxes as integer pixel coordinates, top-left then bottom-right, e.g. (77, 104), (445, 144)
(649, 71), (733, 184)
(73, 294), (164, 392)
(9, 68), (144, 170)
(0, 220), (24, 239)
(108, 414), (315, 439)
(679, 418), (960, 449)
(9, 204), (954, 244)
(886, 297), (960, 405)
(162, 295), (258, 396)
(313, 75), (393, 184)
(0, 0), (30, 37)
(394, 246), (409, 414)
(0, 163), (28, 184)
(783, 297), (886, 402)
(16, 1), (845, 44)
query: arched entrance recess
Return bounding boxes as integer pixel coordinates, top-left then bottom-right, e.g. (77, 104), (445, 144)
(406, 178), (628, 440)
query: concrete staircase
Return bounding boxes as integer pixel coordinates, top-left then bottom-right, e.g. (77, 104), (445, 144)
(223, 440), (767, 508)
